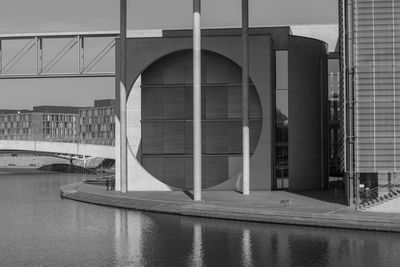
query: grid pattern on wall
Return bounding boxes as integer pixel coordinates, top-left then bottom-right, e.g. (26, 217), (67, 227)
(141, 50), (262, 190)
(0, 113), (32, 138)
(41, 113), (77, 139)
(79, 106), (115, 145)
(0, 112), (78, 141)
(349, 0), (400, 172)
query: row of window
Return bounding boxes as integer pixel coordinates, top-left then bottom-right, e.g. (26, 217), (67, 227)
(0, 121), (31, 128)
(42, 128), (76, 135)
(42, 114), (77, 122)
(81, 132), (115, 139)
(80, 123), (115, 132)
(80, 116), (114, 125)
(79, 107), (115, 117)
(42, 122), (76, 128)
(0, 114), (31, 122)
(0, 128), (32, 135)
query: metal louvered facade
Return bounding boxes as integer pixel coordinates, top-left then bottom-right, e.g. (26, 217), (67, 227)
(341, 0), (400, 205)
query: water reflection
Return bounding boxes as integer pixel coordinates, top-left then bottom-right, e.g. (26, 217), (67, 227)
(113, 209), (400, 266)
(1, 170), (400, 266)
(191, 224), (204, 267)
(241, 229), (253, 267)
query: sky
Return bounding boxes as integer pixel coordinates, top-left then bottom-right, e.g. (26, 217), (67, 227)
(0, 0), (338, 109)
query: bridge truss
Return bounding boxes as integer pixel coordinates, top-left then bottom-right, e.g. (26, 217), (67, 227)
(0, 31), (119, 79)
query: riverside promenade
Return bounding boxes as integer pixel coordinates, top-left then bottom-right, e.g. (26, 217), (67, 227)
(61, 182), (400, 232)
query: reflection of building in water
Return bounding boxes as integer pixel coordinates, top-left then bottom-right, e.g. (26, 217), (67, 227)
(241, 229), (253, 266)
(110, 211), (397, 265)
(114, 210), (147, 262)
(191, 224), (203, 267)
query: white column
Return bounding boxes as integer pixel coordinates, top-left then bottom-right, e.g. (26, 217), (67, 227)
(242, 0), (250, 195)
(120, 0), (128, 193)
(193, 0), (202, 201)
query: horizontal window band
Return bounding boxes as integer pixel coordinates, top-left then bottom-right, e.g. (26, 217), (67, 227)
(141, 82), (255, 88)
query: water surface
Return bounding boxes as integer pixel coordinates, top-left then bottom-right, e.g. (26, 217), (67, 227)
(0, 170), (399, 266)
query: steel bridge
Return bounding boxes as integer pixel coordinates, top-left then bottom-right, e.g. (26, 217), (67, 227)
(0, 31), (119, 79)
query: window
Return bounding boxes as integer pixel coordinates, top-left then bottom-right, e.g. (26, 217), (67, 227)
(275, 50), (289, 190)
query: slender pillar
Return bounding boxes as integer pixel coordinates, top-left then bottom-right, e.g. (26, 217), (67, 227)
(120, 0), (128, 193)
(78, 36), (84, 74)
(193, 0), (202, 201)
(38, 38), (43, 74)
(242, 0), (250, 195)
(0, 39), (2, 74)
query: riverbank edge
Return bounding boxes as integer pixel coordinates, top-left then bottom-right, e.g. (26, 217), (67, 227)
(60, 183), (400, 233)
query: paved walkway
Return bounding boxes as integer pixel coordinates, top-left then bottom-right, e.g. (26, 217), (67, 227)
(61, 182), (400, 232)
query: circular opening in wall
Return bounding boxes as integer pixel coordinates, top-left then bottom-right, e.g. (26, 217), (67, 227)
(138, 50), (262, 190)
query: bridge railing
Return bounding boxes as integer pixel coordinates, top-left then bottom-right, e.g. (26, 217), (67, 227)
(0, 134), (115, 146)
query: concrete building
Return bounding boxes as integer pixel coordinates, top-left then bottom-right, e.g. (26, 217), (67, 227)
(0, 106), (79, 141)
(115, 27), (329, 192)
(339, 0), (400, 204)
(79, 99), (115, 146)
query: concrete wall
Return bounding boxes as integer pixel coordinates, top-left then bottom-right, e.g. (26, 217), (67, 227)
(115, 32), (274, 191)
(288, 36), (328, 191)
(114, 28), (329, 192)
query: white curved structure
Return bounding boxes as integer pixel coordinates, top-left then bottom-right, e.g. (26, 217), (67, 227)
(0, 140), (115, 159)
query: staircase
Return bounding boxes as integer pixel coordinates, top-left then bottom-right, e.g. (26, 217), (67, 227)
(65, 191), (183, 214)
(359, 183), (400, 210)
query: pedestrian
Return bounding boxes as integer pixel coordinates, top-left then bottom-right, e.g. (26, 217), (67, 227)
(111, 177), (115, 191)
(105, 178), (110, 191)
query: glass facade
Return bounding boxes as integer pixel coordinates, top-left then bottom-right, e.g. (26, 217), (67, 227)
(328, 56), (341, 176)
(341, 0), (400, 204)
(275, 51), (289, 189)
(343, 0), (400, 173)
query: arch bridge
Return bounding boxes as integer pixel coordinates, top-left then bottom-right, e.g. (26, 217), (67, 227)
(0, 138), (115, 159)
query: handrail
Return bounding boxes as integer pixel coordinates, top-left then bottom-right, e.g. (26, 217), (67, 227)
(0, 134), (115, 146)
(359, 183), (392, 198)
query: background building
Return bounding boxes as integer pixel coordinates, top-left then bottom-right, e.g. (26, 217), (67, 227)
(79, 99), (115, 146)
(340, 0), (400, 205)
(0, 106), (79, 141)
(115, 27), (329, 192)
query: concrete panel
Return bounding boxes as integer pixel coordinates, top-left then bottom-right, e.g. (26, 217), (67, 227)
(117, 35), (273, 191)
(288, 36), (328, 191)
(115, 114), (172, 191)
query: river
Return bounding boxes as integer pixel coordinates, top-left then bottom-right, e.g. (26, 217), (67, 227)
(0, 169), (399, 266)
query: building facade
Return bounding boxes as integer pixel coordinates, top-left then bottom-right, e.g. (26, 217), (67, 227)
(0, 101), (116, 146)
(340, 0), (400, 205)
(115, 27), (329, 192)
(78, 99), (115, 146)
(0, 107), (79, 141)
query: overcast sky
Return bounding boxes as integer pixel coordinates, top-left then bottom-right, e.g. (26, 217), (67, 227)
(0, 0), (337, 109)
